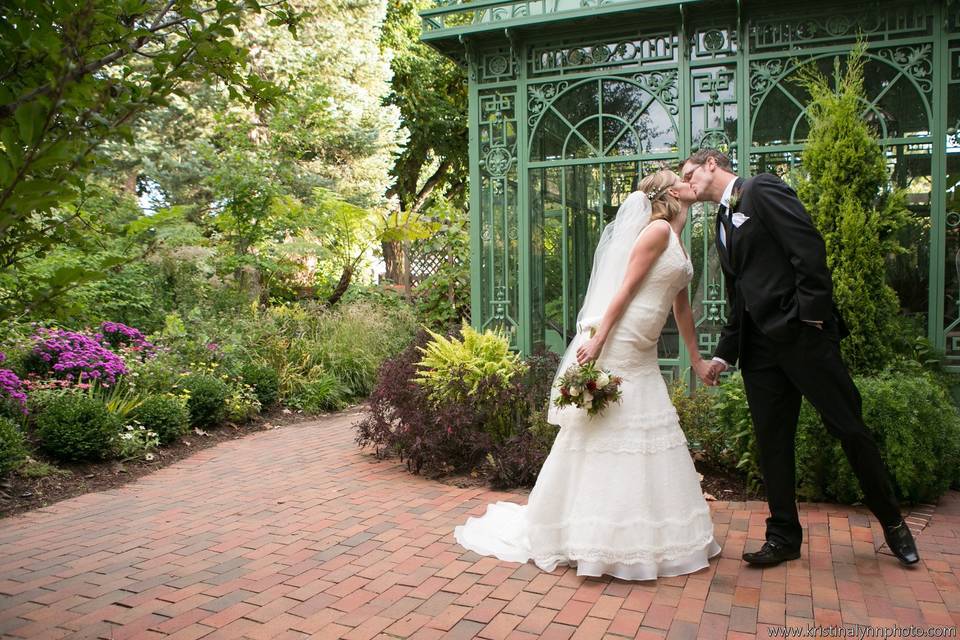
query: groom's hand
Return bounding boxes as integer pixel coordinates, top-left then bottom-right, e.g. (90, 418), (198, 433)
(692, 359), (715, 387)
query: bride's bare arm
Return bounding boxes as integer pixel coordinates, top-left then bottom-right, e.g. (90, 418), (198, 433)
(673, 287), (715, 384)
(673, 288), (701, 363)
(576, 221), (670, 364)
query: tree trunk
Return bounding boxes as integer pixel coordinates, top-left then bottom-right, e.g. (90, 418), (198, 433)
(327, 264), (354, 307)
(381, 239), (404, 282)
(123, 170), (138, 196)
(381, 239), (410, 294)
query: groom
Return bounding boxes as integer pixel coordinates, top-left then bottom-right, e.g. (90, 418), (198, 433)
(679, 149), (919, 567)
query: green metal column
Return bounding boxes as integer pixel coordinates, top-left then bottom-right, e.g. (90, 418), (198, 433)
(516, 35), (533, 355)
(467, 44), (483, 334)
(931, 2), (948, 352)
(677, 6), (692, 384)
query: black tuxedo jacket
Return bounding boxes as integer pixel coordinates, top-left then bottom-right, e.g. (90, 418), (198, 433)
(713, 173), (848, 366)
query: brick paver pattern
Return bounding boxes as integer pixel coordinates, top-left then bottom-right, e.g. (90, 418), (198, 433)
(1, 410), (958, 639)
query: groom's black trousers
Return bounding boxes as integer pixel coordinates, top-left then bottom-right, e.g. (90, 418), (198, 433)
(738, 312), (902, 549)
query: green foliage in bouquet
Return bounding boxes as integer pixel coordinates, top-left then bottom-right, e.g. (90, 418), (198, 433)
(415, 324), (526, 404)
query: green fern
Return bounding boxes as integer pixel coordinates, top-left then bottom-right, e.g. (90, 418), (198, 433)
(414, 323), (526, 404)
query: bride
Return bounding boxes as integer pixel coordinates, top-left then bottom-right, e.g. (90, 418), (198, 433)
(454, 169), (722, 581)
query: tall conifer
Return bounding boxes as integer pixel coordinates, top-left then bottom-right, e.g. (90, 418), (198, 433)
(795, 43), (912, 373)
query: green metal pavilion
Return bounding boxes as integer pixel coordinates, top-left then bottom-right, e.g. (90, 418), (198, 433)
(420, 0), (959, 379)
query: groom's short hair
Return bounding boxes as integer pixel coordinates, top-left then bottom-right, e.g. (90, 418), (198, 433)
(682, 149), (733, 172)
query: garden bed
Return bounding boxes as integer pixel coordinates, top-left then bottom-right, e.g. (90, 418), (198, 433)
(0, 408), (323, 520)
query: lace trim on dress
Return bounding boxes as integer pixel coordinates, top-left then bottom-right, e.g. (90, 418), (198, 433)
(555, 429), (688, 454)
(531, 531), (718, 566)
(526, 505), (712, 531)
(562, 408), (679, 428)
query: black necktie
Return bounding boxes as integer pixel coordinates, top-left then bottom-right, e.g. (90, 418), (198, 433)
(718, 203), (733, 257)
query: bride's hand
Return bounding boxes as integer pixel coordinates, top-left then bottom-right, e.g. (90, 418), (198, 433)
(576, 336), (603, 365)
(692, 358), (716, 386)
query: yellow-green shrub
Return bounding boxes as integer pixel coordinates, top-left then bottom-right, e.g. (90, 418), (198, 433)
(414, 324), (526, 405)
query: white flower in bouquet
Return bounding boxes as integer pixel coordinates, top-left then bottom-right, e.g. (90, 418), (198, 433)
(569, 386), (581, 396)
(596, 372), (610, 387)
(583, 391), (594, 405)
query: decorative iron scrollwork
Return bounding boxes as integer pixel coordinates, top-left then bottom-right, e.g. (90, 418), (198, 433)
(749, 59), (791, 107)
(632, 70), (680, 115)
(527, 81), (570, 126)
(878, 44), (933, 95)
(699, 130), (730, 152)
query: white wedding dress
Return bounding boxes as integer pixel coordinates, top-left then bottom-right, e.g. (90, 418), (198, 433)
(454, 217), (721, 581)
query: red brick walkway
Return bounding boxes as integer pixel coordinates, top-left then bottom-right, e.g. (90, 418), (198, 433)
(1, 409), (958, 639)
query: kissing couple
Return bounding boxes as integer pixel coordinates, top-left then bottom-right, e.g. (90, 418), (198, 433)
(454, 149), (919, 580)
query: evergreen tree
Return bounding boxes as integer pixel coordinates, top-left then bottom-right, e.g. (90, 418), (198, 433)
(795, 42), (912, 373)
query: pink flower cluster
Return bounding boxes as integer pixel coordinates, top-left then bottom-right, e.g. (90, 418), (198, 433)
(0, 353), (27, 413)
(99, 321), (156, 355)
(30, 328), (128, 386)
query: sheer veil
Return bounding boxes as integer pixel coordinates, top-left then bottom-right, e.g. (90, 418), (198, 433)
(546, 190), (652, 425)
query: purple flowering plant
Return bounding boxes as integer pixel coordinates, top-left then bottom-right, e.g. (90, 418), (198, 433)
(0, 352), (28, 414)
(99, 321), (157, 357)
(26, 328), (128, 387)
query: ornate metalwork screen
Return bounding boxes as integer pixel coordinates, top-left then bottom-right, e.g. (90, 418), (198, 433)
(425, 0), (953, 378)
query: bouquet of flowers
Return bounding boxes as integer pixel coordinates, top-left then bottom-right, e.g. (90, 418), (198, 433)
(553, 361), (623, 417)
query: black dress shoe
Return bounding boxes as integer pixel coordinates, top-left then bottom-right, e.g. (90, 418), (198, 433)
(882, 520), (920, 565)
(742, 540), (801, 566)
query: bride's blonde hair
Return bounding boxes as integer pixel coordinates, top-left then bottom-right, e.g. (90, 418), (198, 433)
(639, 170), (681, 223)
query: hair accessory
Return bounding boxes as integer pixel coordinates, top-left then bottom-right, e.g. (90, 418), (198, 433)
(645, 186), (669, 202)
